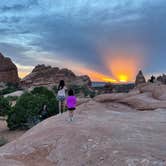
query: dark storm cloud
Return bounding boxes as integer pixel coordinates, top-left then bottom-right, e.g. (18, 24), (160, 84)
(0, 4), (27, 12)
(0, 0), (166, 75)
(0, 42), (37, 65)
(0, 0), (39, 12)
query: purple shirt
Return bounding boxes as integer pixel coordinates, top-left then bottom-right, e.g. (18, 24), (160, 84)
(66, 96), (77, 108)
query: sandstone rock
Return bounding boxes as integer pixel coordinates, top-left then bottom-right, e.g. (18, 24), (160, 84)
(95, 83), (166, 110)
(138, 82), (159, 93)
(135, 70), (146, 86)
(94, 90), (139, 103)
(0, 53), (19, 84)
(21, 64), (91, 88)
(0, 101), (166, 165)
(157, 74), (166, 84)
(119, 92), (166, 110)
(152, 84), (166, 100)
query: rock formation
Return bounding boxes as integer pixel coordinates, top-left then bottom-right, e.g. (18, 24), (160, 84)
(21, 64), (91, 88)
(0, 53), (19, 84)
(135, 70), (146, 86)
(157, 74), (166, 84)
(95, 83), (166, 110)
(0, 99), (166, 165)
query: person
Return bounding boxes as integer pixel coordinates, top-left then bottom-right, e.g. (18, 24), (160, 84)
(57, 80), (67, 114)
(39, 104), (48, 120)
(66, 89), (77, 122)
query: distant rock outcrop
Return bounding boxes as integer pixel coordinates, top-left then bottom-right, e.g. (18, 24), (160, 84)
(135, 70), (146, 86)
(95, 83), (166, 110)
(157, 74), (166, 84)
(21, 64), (91, 88)
(0, 53), (19, 84)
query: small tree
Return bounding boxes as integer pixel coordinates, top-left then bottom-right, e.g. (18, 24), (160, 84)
(0, 96), (11, 116)
(7, 87), (58, 130)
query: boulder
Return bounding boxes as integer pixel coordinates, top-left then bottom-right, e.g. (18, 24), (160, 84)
(95, 83), (166, 110)
(0, 53), (19, 84)
(119, 92), (166, 110)
(138, 83), (160, 93)
(157, 74), (166, 84)
(21, 64), (91, 88)
(152, 84), (166, 100)
(94, 90), (140, 103)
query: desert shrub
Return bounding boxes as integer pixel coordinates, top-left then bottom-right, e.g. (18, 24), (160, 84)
(0, 96), (11, 116)
(6, 96), (18, 102)
(68, 85), (81, 95)
(89, 91), (96, 98)
(68, 85), (96, 98)
(0, 137), (8, 147)
(81, 86), (90, 97)
(7, 87), (58, 130)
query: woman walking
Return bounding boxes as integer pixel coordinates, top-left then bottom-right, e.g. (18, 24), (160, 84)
(57, 80), (67, 114)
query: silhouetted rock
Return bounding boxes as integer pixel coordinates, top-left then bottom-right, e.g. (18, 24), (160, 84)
(135, 70), (146, 86)
(152, 84), (166, 100)
(0, 53), (19, 84)
(21, 64), (91, 88)
(149, 75), (156, 83)
(157, 74), (166, 84)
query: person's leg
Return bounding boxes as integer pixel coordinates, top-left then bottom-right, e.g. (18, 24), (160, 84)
(62, 100), (65, 113)
(69, 110), (74, 121)
(58, 101), (61, 114)
(69, 110), (73, 121)
(71, 110), (74, 121)
(68, 110), (71, 119)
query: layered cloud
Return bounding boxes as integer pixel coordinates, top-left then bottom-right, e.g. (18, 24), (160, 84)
(0, 0), (166, 81)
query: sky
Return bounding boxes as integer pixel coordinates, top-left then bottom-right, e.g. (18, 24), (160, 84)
(0, 0), (166, 82)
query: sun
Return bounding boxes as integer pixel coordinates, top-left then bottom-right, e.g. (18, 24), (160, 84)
(119, 74), (128, 83)
(103, 49), (143, 83)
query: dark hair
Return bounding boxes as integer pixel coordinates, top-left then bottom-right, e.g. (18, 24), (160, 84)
(68, 89), (74, 96)
(58, 80), (65, 90)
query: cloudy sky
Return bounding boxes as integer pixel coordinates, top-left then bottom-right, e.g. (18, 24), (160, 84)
(0, 0), (166, 82)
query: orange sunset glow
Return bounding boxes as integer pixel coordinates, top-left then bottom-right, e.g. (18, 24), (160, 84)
(75, 67), (118, 83)
(17, 50), (143, 83)
(104, 49), (143, 83)
(18, 72), (29, 79)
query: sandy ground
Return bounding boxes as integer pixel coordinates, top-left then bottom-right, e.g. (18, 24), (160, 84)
(0, 118), (25, 143)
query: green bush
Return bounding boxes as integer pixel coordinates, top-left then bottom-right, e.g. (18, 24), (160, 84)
(7, 87), (58, 130)
(69, 85), (81, 95)
(6, 96), (18, 102)
(0, 137), (8, 147)
(53, 85), (58, 94)
(0, 96), (11, 116)
(68, 85), (96, 98)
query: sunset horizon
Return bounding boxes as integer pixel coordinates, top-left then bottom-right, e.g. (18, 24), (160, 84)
(0, 0), (166, 83)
